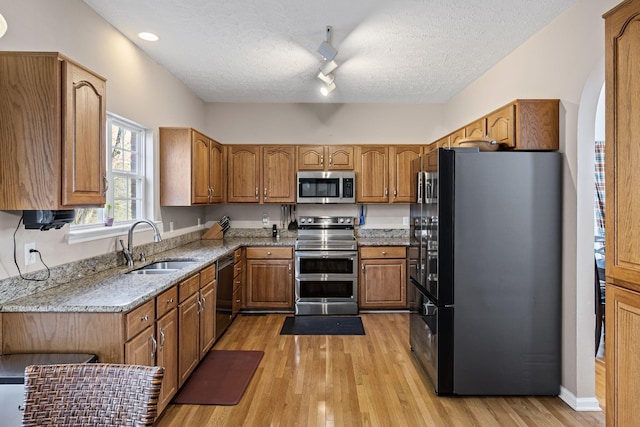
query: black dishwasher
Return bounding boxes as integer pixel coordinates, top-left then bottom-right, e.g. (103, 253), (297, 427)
(216, 255), (234, 339)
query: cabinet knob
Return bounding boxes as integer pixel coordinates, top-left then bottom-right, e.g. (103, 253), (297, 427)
(167, 298), (174, 304)
(267, 251), (272, 255)
(382, 251), (387, 255)
(320, 155), (324, 166)
(255, 187), (259, 200)
(384, 188), (389, 198)
(329, 156), (333, 166)
(235, 299), (241, 303)
(141, 315), (149, 322)
(264, 188), (267, 199)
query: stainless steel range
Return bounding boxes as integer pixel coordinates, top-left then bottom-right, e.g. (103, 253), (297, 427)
(294, 216), (358, 315)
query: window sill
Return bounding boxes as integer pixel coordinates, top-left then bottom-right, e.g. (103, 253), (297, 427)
(66, 221), (163, 245)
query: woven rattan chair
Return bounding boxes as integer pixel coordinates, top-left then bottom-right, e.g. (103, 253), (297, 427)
(22, 363), (164, 427)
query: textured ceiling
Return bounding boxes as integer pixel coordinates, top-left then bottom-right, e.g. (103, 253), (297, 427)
(82, 0), (574, 104)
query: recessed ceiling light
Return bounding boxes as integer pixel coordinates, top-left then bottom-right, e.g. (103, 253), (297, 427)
(138, 32), (159, 42)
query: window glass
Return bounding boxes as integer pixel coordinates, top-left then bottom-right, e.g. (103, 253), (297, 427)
(73, 114), (146, 227)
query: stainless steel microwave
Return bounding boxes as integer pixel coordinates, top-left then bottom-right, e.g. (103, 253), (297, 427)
(297, 171), (355, 204)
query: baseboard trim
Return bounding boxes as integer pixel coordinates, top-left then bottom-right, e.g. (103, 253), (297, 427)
(559, 386), (602, 412)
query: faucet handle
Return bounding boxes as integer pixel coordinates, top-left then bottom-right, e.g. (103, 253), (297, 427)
(140, 252), (146, 263)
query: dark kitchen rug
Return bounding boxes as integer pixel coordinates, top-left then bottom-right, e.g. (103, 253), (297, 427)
(280, 316), (365, 335)
(173, 350), (263, 405)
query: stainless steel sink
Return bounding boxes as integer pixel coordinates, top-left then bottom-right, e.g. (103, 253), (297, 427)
(127, 259), (198, 275)
(141, 260), (197, 270)
(128, 268), (178, 275)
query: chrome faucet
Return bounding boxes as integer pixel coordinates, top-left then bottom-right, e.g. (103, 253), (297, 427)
(120, 219), (162, 267)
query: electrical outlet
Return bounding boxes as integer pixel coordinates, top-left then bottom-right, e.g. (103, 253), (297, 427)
(262, 213), (269, 228)
(24, 242), (36, 266)
(403, 216), (409, 226)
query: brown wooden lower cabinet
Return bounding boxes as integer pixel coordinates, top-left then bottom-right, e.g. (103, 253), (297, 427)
(245, 247), (293, 310)
(124, 325), (155, 366)
(359, 246), (407, 310)
(156, 307), (178, 414)
(178, 291), (200, 387)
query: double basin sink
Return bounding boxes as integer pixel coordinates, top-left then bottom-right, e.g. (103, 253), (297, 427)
(127, 260), (198, 275)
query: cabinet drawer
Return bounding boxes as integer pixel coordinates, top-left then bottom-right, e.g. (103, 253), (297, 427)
(200, 264), (216, 286)
(246, 247), (292, 259)
(234, 248), (243, 263)
(179, 274), (200, 303)
(360, 246), (406, 259)
(234, 259), (244, 277)
(126, 299), (155, 341)
(156, 286), (178, 319)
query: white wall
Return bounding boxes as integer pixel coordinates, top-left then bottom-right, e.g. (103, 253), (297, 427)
(442, 0), (619, 408)
(0, 0), (207, 280)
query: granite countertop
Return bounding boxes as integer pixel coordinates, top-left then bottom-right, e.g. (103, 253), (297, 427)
(1, 237), (295, 314)
(1, 234), (406, 314)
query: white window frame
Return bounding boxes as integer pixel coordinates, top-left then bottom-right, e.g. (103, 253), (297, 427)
(67, 113), (155, 244)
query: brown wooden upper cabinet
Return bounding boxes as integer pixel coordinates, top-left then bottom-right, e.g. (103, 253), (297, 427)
(389, 146), (421, 203)
(227, 145), (296, 203)
(298, 145), (354, 171)
(160, 128), (225, 206)
(355, 146), (389, 203)
(0, 52), (106, 210)
(437, 100), (558, 151)
(449, 129), (465, 147)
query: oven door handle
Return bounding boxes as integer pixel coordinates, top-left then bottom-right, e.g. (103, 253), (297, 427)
(295, 251), (358, 258)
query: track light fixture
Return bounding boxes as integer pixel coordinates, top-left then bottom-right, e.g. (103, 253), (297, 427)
(320, 82), (336, 96)
(316, 26), (339, 96)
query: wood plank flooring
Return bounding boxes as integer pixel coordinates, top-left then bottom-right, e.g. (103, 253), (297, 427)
(157, 313), (605, 427)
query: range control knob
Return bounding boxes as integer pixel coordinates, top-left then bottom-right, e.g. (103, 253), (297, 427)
(307, 218), (314, 223)
(345, 218), (352, 224)
(339, 217), (345, 223)
(300, 218), (306, 224)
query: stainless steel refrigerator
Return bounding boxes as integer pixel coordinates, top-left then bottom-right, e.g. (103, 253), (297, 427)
(409, 147), (562, 395)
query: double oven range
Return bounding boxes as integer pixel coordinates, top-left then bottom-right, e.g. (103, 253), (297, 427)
(294, 216), (358, 315)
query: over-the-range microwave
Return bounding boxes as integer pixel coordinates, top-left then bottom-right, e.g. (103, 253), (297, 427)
(297, 171), (355, 204)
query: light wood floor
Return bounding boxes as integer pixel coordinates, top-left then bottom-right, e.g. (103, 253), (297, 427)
(157, 313), (605, 427)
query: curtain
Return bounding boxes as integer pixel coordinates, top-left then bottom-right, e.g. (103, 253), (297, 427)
(594, 140), (605, 238)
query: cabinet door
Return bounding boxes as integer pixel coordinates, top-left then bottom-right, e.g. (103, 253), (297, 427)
(327, 146), (354, 170)
(124, 326), (155, 366)
(228, 145), (260, 203)
(199, 280), (216, 358)
(191, 130), (211, 204)
(61, 60), (106, 206)
(156, 308), (178, 415)
(486, 104), (515, 147)
(389, 146), (421, 203)
(450, 129), (465, 147)
(245, 259), (293, 309)
(298, 146), (326, 170)
(356, 146), (389, 203)
(232, 285), (242, 318)
(359, 259), (407, 309)
(209, 141), (226, 203)
(606, 285), (640, 427)
(464, 118), (486, 139)
(262, 146), (296, 203)
(178, 293), (200, 387)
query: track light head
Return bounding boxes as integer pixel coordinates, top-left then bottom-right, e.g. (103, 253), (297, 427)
(317, 41), (338, 61)
(320, 82), (336, 96)
(319, 60), (338, 76)
(317, 71), (335, 85)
